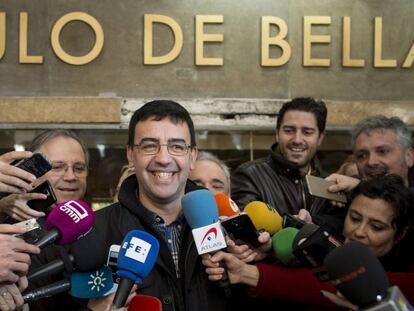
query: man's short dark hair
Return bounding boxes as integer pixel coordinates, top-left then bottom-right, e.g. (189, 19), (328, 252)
(349, 174), (414, 239)
(127, 100), (196, 148)
(276, 97), (327, 134)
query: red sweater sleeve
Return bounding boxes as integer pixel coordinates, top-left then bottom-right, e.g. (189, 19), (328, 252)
(249, 264), (414, 307)
(249, 263), (340, 308)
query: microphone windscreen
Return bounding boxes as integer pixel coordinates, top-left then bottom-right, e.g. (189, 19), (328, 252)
(214, 193), (240, 218)
(45, 200), (95, 245)
(292, 223), (320, 249)
(272, 227), (300, 265)
(182, 189), (219, 228)
(324, 241), (390, 307)
(128, 295), (162, 311)
(117, 230), (159, 284)
(70, 266), (113, 298)
(244, 201), (283, 235)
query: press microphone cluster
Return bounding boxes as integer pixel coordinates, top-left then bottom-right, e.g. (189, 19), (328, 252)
(215, 194), (285, 248)
(324, 241), (413, 311)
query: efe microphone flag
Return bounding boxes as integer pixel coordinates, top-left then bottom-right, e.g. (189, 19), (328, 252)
(112, 230), (159, 309)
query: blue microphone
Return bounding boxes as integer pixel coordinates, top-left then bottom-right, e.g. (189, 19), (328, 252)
(70, 266), (114, 298)
(182, 189), (219, 227)
(112, 230), (160, 308)
(182, 189), (231, 297)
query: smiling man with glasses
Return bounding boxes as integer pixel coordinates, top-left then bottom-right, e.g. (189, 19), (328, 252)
(71, 100), (232, 311)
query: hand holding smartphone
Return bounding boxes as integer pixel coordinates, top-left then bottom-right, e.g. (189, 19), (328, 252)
(12, 152), (52, 178)
(305, 175), (347, 204)
(27, 180), (57, 214)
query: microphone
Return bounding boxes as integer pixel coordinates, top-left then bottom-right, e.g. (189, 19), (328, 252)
(182, 189), (231, 297)
(112, 230), (160, 309)
(292, 223), (342, 281)
(271, 227), (300, 266)
(128, 294), (162, 311)
(23, 279), (71, 303)
(324, 241), (411, 310)
(27, 253), (74, 283)
(70, 266), (114, 298)
(216, 193), (260, 248)
(244, 201), (283, 235)
(214, 193), (240, 219)
(35, 200), (95, 249)
(362, 286), (413, 311)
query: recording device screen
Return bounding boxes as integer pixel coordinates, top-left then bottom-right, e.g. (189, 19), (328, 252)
(12, 152), (52, 178)
(27, 180), (57, 214)
(107, 245), (121, 284)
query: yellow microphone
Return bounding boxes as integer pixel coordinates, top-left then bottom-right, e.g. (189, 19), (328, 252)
(244, 201), (283, 235)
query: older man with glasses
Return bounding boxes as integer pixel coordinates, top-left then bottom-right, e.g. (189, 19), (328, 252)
(0, 130), (89, 222)
(23, 130), (89, 311)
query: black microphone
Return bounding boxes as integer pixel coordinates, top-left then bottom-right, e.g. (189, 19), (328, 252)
(27, 254), (74, 283)
(23, 279), (71, 303)
(292, 223), (342, 281)
(324, 241), (390, 307)
(324, 241), (414, 310)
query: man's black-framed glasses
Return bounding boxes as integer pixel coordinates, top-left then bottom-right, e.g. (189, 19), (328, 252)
(134, 139), (192, 156)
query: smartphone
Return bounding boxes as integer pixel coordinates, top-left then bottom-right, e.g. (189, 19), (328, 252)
(305, 175), (347, 204)
(27, 180), (57, 214)
(13, 218), (43, 244)
(106, 244), (120, 284)
(221, 213), (261, 248)
(13, 152), (52, 178)
(282, 214), (306, 230)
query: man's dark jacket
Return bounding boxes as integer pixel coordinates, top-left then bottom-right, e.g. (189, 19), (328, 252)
(231, 143), (345, 235)
(70, 175), (230, 311)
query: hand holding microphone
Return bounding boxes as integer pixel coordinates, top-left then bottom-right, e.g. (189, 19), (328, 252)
(202, 251), (260, 288)
(0, 224), (40, 283)
(0, 276), (28, 311)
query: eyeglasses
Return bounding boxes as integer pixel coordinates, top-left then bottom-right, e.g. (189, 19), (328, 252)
(50, 161), (88, 176)
(134, 140), (192, 156)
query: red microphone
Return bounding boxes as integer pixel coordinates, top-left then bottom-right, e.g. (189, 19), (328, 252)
(128, 295), (162, 311)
